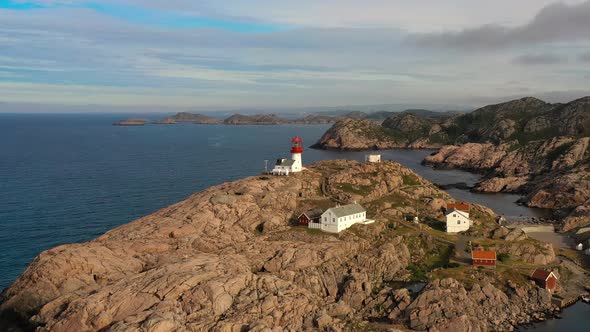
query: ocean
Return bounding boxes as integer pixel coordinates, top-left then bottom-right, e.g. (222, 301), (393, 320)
(0, 113), (585, 330)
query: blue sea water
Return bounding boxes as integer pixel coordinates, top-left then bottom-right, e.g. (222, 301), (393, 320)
(0, 113), (584, 330)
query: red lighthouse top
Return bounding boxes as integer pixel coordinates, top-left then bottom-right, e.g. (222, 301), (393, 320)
(291, 136), (303, 153)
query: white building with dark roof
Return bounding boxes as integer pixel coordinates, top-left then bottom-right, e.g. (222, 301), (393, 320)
(317, 203), (374, 233)
(271, 136), (303, 175)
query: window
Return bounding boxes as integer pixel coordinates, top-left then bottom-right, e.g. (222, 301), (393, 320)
(333, 218), (335, 223)
(457, 221), (460, 224)
(453, 214), (456, 217)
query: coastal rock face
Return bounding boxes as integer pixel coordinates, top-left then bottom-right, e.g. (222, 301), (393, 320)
(223, 114), (288, 125)
(313, 96), (590, 222)
(424, 143), (508, 171)
(405, 278), (552, 331)
(156, 112), (223, 124)
(424, 137), (590, 213)
(499, 242), (556, 265)
(561, 203), (590, 231)
(1, 159), (559, 331)
(1, 160), (474, 331)
(311, 118), (402, 150)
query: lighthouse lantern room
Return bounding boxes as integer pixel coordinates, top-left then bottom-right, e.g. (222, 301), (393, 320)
(271, 136), (304, 175)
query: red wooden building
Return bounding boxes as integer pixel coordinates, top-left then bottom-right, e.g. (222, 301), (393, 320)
(531, 269), (558, 292)
(297, 209), (323, 226)
(471, 250), (496, 267)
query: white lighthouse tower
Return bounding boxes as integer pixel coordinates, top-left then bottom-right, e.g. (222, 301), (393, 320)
(290, 136), (303, 172)
(271, 136), (304, 175)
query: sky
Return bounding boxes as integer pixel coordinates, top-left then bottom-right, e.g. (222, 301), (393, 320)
(1, 0), (590, 111)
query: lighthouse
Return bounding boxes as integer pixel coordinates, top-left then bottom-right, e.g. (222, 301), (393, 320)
(271, 136), (304, 175)
(290, 136), (303, 172)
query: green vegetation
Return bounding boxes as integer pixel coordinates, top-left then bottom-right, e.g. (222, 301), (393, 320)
(336, 183), (373, 196)
(498, 253), (511, 263)
(402, 175), (420, 186)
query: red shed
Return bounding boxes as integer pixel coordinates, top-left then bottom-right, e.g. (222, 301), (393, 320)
(297, 208), (323, 226)
(531, 269), (558, 292)
(471, 250), (496, 267)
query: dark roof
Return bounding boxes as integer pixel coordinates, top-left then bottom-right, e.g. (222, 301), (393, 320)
(299, 208), (324, 219)
(471, 250), (496, 260)
(447, 202), (470, 212)
(325, 203), (366, 218)
(531, 269), (556, 281)
(276, 159), (295, 167)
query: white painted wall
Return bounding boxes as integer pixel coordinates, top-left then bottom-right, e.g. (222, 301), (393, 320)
(320, 209), (367, 233)
(291, 153), (302, 172)
(446, 211), (471, 233)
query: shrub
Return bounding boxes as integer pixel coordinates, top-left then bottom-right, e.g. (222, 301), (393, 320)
(498, 253), (511, 263)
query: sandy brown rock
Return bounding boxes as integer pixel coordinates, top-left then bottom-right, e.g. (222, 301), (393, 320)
(0, 160), (562, 332)
(312, 118), (402, 150)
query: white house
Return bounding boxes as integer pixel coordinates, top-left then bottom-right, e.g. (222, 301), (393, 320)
(365, 154), (381, 163)
(316, 203), (373, 233)
(576, 243), (584, 251)
(271, 136), (303, 175)
(445, 202), (472, 233)
(272, 158), (296, 175)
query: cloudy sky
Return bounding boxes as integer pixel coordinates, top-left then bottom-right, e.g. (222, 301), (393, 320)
(1, 0), (590, 111)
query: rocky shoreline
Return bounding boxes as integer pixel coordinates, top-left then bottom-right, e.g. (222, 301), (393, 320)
(1, 160), (580, 331)
(311, 97), (590, 232)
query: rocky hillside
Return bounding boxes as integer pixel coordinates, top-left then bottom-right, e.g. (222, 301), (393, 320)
(313, 96), (590, 229)
(314, 96), (590, 149)
(312, 112), (457, 150)
(310, 118), (405, 150)
(223, 114), (288, 125)
(1, 160), (567, 331)
(156, 112), (223, 124)
(424, 137), (590, 228)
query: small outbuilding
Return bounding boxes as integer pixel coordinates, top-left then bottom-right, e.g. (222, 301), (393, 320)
(576, 243), (584, 251)
(365, 154), (381, 163)
(297, 208), (324, 226)
(471, 250), (496, 267)
(531, 269), (558, 292)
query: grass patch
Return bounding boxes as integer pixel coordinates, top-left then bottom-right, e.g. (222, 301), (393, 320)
(336, 183), (373, 196)
(498, 253), (511, 263)
(402, 175), (420, 186)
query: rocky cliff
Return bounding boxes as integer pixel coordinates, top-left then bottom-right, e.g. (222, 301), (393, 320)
(313, 96), (590, 228)
(424, 137), (590, 226)
(311, 118), (408, 150)
(0, 160), (563, 331)
(313, 96), (590, 150)
(156, 113), (223, 124)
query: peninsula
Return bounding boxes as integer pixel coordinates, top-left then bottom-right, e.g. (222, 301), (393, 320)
(312, 96), (590, 231)
(1, 160), (587, 331)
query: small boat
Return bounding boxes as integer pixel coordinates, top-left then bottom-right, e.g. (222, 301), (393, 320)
(582, 295), (590, 303)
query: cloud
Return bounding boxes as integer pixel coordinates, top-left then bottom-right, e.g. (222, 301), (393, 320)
(579, 51), (590, 62)
(512, 54), (566, 65)
(1, 2), (590, 110)
(408, 1), (590, 50)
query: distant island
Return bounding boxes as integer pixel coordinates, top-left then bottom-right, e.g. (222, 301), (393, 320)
(112, 118), (150, 126)
(114, 109), (464, 127)
(312, 96), (590, 231)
